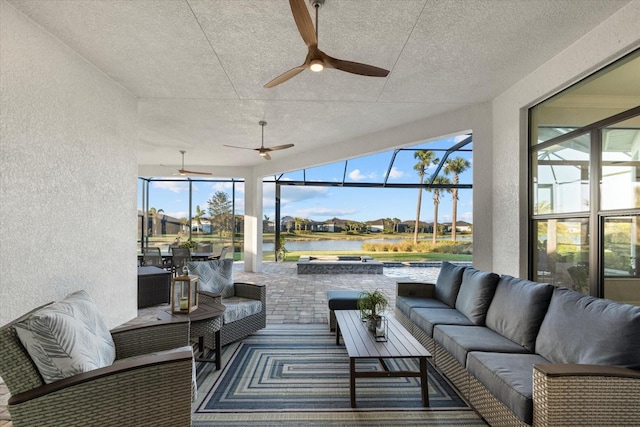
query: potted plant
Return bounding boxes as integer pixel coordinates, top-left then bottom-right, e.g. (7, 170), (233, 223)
(357, 290), (388, 332)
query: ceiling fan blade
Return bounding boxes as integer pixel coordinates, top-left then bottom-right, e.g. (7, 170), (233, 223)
(264, 143), (295, 152)
(223, 144), (258, 150)
(264, 65), (306, 88)
(262, 152), (272, 160)
(289, 0), (317, 47)
(323, 53), (389, 77)
(178, 169), (212, 176)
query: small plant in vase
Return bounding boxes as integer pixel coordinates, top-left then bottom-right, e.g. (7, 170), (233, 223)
(357, 290), (388, 332)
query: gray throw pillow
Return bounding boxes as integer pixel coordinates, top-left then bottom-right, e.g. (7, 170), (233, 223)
(434, 261), (466, 307)
(485, 276), (554, 352)
(536, 287), (640, 369)
(14, 290), (116, 384)
(455, 267), (499, 325)
(188, 259), (235, 298)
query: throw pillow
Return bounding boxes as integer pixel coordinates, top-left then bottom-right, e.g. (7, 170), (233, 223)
(455, 267), (499, 325)
(187, 259), (235, 298)
(13, 290), (116, 384)
(434, 261), (466, 307)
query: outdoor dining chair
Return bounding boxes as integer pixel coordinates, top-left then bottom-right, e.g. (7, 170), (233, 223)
(171, 247), (192, 276)
(142, 247), (164, 268)
(208, 245), (229, 260)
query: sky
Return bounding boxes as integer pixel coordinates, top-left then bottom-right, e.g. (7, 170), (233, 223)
(140, 134), (473, 225)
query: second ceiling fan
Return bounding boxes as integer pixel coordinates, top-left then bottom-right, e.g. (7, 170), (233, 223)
(224, 121), (294, 160)
(264, 0), (389, 88)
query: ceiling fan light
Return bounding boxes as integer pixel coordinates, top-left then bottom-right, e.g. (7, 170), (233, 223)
(310, 59), (324, 72)
(259, 151), (268, 157)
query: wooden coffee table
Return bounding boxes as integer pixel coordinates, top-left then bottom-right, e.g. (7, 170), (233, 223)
(334, 310), (432, 407)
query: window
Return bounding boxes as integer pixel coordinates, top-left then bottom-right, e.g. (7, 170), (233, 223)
(529, 49), (640, 304)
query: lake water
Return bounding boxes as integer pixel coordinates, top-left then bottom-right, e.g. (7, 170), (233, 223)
(262, 237), (471, 252)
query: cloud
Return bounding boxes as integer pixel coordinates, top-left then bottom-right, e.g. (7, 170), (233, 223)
(164, 211), (188, 220)
(279, 186), (330, 204)
(454, 134), (471, 143)
(459, 211), (473, 221)
(387, 166), (404, 179)
(152, 181), (189, 193)
(349, 169), (377, 181)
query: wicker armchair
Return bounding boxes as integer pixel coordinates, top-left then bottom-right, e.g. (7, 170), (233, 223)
(0, 305), (194, 427)
(198, 281), (266, 347)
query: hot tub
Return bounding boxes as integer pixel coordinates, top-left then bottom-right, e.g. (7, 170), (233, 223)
(296, 255), (383, 274)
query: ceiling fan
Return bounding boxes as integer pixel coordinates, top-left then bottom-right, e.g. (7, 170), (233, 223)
(175, 150), (212, 176)
(264, 0), (389, 88)
(224, 121), (294, 160)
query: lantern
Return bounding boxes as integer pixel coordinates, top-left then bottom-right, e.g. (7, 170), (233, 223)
(171, 275), (198, 313)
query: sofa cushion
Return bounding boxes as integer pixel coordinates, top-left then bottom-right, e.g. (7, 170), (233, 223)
(434, 261), (466, 307)
(536, 287), (640, 369)
(187, 259), (235, 298)
(454, 268), (499, 325)
(222, 297), (262, 324)
(467, 351), (550, 425)
(396, 296), (450, 317)
(434, 325), (530, 367)
(13, 290), (116, 384)
(410, 307), (474, 336)
(485, 276), (554, 352)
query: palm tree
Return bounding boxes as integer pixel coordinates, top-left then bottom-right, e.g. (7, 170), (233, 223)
(413, 150), (438, 244)
(427, 175), (452, 244)
(444, 157), (471, 241)
(193, 205), (206, 233)
(393, 217), (401, 233)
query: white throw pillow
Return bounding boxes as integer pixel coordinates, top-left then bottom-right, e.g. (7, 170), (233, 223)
(14, 290), (116, 384)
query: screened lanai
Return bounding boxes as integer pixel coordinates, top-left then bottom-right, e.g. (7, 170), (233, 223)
(138, 134), (473, 260)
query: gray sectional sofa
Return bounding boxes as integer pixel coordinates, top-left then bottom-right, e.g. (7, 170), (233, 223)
(395, 261), (640, 426)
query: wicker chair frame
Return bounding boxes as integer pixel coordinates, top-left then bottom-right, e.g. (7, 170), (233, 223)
(197, 281), (266, 348)
(0, 307), (194, 427)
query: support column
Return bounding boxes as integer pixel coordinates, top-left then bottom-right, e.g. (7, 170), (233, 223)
(243, 171), (263, 272)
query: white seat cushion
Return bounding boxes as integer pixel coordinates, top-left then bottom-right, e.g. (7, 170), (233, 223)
(222, 297), (262, 324)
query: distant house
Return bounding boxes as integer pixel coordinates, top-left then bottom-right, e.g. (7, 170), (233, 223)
(399, 220), (430, 233)
(321, 217), (350, 232)
(444, 221), (473, 233)
(367, 219), (385, 233)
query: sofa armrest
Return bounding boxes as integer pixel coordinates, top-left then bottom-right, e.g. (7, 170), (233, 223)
(396, 281), (435, 298)
(234, 281), (265, 301)
(111, 319), (190, 359)
(533, 364), (640, 426)
(8, 349), (194, 426)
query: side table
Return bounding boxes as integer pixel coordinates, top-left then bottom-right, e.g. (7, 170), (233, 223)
(158, 301), (226, 370)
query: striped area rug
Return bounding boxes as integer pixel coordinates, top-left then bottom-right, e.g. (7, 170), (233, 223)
(193, 324), (486, 426)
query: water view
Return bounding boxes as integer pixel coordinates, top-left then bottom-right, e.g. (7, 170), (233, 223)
(262, 237), (472, 252)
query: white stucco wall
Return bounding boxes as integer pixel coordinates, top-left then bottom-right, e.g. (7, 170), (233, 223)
(0, 1), (139, 328)
(490, 0), (640, 278)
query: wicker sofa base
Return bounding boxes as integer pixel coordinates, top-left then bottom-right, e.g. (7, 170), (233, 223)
(435, 343), (470, 399)
(411, 323), (436, 356)
(394, 309), (413, 334)
(469, 375), (529, 427)
(533, 366), (640, 426)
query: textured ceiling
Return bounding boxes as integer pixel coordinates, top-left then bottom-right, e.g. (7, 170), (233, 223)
(8, 0), (633, 175)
